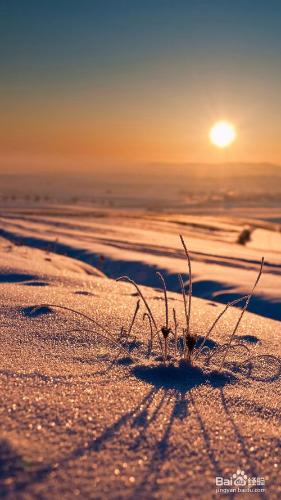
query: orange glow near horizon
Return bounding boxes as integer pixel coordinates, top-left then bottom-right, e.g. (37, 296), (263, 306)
(1, 95), (281, 170)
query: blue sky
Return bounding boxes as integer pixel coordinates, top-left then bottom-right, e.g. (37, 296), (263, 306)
(1, 0), (281, 168)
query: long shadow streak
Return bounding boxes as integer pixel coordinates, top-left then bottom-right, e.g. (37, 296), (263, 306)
(220, 388), (267, 500)
(4, 387), (158, 495)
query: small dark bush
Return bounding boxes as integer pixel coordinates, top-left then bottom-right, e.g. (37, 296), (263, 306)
(237, 226), (252, 245)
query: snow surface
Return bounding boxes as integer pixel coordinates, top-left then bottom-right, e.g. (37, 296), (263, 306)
(0, 207), (280, 320)
(0, 208), (280, 498)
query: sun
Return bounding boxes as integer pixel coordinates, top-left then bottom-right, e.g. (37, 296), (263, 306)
(209, 121), (236, 148)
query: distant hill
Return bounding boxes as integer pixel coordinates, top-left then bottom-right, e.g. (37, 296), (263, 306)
(0, 163), (280, 208)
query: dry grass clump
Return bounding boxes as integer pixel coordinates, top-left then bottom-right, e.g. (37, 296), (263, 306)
(117, 235), (264, 371)
(29, 234), (264, 373)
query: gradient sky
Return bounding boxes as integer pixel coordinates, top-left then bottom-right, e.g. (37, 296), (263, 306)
(1, 0), (281, 171)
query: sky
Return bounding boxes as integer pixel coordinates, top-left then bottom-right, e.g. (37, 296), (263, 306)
(1, 0), (281, 171)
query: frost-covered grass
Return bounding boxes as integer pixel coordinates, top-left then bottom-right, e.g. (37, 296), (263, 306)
(29, 234), (265, 373)
(117, 235), (265, 371)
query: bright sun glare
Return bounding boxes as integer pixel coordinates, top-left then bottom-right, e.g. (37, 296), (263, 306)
(209, 121), (236, 148)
